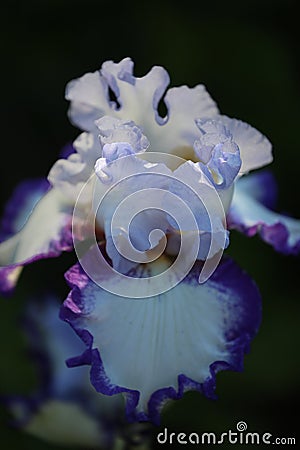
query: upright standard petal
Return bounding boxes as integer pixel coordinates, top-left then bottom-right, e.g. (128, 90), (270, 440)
(61, 256), (261, 424)
(66, 58), (219, 156)
(58, 58), (273, 206)
(0, 188), (73, 295)
(228, 171), (300, 254)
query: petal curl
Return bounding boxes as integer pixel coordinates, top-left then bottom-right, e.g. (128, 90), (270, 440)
(228, 171), (300, 254)
(61, 257), (261, 424)
(47, 134), (99, 204)
(97, 116), (149, 155)
(219, 116), (273, 174)
(194, 119), (241, 189)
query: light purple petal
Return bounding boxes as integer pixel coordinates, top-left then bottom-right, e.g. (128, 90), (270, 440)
(4, 295), (125, 448)
(232, 170), (278, 209)
(171, 161), (229, 261)
(24, 297), (89, 397)
(93, 155), (172, 272)
(96, 116), (149, 155)
(194, 119), (241, 189)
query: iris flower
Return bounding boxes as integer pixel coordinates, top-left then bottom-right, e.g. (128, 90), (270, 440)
(1, 58), (299, 424)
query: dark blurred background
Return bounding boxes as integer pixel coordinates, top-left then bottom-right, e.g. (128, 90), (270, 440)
(0, 0), (299, 448)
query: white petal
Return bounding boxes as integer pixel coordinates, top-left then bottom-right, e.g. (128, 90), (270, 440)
(0, 189), (72, 267)
(66, 72), (111, 132)
(63, 257), (261, 420)
(146, 84), (219, 155)
(102, 59), (170, 124)
(219, 116), (273, 174)
(66, 58), (219, 158)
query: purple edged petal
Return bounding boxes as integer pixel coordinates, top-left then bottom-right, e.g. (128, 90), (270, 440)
(228, 172), (300, 254)
(61, 256), (261, 424)
(0, 188), (73, 295)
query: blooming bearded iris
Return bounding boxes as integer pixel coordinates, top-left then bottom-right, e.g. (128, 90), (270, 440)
(1, 58), (300, 429)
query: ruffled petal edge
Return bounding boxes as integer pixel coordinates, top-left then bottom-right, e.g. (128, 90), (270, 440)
(60, 257), (261, 424)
